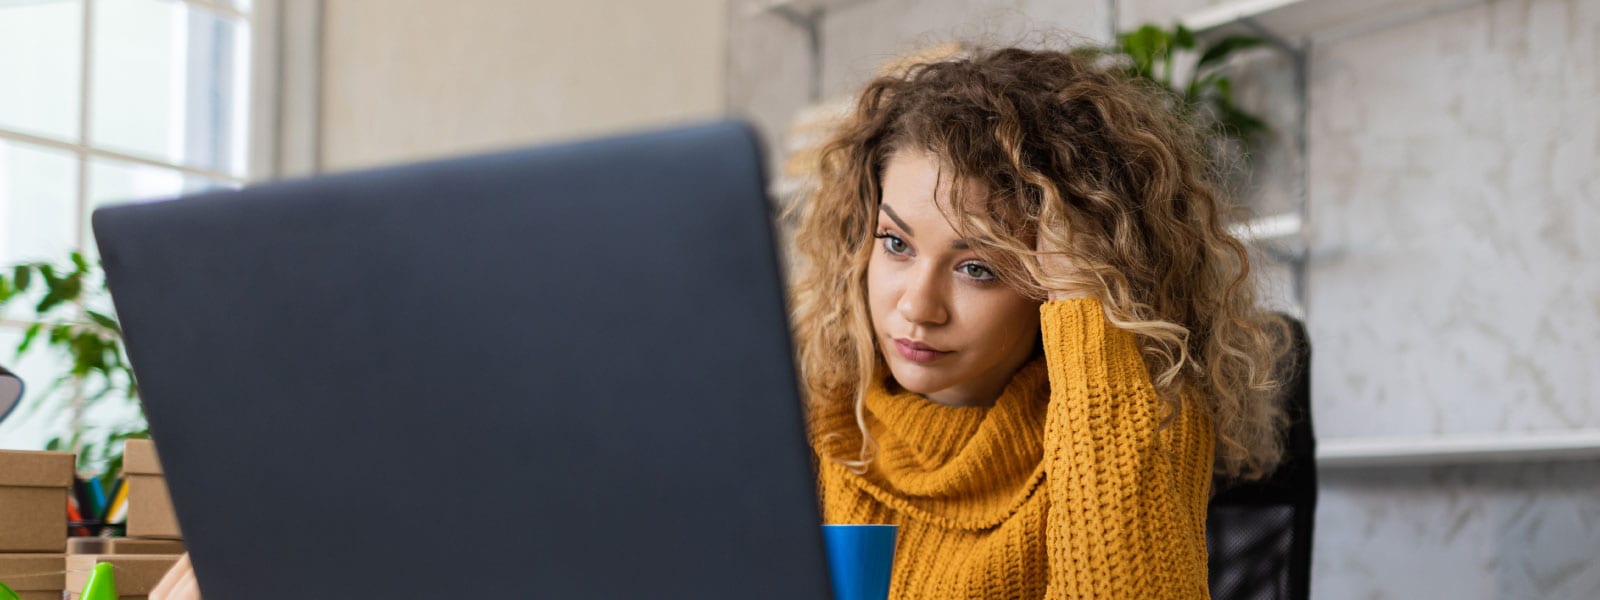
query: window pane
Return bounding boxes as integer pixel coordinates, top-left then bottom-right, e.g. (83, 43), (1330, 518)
(92, 0), (250, 177)
(0, 0), (83, 141)
(88, 157), (228, 208)
(0, 141), (78, 266)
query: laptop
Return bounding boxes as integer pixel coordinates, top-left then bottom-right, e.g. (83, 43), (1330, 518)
(92, 121), (831, 599)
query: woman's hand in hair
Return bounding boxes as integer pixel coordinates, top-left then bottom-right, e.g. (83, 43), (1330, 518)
(1035, 229), (1093, 301)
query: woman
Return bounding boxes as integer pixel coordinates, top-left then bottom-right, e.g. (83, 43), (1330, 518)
(790, 46), (1289, 598)
(151, 44), (1288, 600)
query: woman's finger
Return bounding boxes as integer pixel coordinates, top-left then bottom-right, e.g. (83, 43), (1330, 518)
(170, 566), (202, 600)
(150, 553), (192, 600)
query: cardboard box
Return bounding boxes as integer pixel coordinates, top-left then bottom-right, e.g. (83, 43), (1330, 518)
(122, 440), (182, 540)
(0, 450), (74, 552)
(0, 553), (65, 600)
(64, 554), (181, 600)
(68, 537), (186, 556)
(65, 536), (104, 556)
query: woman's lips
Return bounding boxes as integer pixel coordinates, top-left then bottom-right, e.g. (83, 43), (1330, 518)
(894, 338), (952, 364)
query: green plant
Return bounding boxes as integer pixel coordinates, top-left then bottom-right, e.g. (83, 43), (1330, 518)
(0, 251), (144, 482)
(1110, 23), (1270, 146)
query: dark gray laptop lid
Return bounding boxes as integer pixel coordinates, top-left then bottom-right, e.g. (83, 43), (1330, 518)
(93, 120), (829, 599)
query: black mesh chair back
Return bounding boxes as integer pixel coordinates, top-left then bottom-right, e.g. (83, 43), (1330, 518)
(1206, 315), (1316, 600)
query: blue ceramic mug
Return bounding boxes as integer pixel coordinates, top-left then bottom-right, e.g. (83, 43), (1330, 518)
(822, 524), (899, 600)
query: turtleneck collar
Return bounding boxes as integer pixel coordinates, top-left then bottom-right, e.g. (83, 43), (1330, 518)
(828, 355), (1052, 531)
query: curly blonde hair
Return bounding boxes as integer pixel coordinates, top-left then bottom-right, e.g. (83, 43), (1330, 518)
(787, 45), (1293, 480)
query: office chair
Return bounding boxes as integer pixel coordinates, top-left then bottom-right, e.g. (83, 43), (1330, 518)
(1206, 315), (1316, 600)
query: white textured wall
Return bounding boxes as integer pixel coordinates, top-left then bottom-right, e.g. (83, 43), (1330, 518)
(1305, 0), (1600, 597)
(1317, 461), (1600, 598)
(1308, 0), (1600, 441)
(815, 0), (1115, 98)
(320, 0), (728, 172)
(1114, 0), (1228, 31)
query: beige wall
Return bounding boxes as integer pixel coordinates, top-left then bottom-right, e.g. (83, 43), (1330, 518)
(320, 0), (727, 171)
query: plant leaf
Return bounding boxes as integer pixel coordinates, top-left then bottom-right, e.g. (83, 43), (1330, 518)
(1119, 24), (1168, 78)
(34, 294), (57, 314)
(71, 332), (104, 376)
(1174, 23), (1196, 49)
(18, 322), (42, 354)
(37, 274), (84, 313)
(87, 311), (122, 335)
(13, 266), (29, 292)
(49, 325), (71, 345)
(1215, 99), (1271, 138)
(1213, 77), (1234, 103)
(1199, 35), (1265, 70)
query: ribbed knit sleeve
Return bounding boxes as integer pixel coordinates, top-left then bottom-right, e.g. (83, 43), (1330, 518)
(1040, 298), (1213, 599)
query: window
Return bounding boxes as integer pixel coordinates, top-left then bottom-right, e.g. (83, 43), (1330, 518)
(0, 0), (270, 449)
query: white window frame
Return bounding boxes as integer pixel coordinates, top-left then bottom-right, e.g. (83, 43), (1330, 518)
(0, 0), (323, 447)
(251, 0), (323, 181)
(0, 0), (325, 261)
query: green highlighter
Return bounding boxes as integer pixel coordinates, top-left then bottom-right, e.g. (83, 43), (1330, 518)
(79, 562), (118, 600)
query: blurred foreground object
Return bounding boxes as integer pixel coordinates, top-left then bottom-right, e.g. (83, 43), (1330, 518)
(0, 365), (20, 424)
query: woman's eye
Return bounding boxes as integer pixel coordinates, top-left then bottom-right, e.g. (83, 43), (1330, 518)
(876, 233), (909, 255)
(960, 263), (996, 281)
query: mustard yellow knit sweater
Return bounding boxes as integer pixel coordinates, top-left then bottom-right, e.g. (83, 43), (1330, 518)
(812, 298), (1214, 599)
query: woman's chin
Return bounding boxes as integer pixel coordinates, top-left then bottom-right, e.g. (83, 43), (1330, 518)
(885, 362), (952, 396)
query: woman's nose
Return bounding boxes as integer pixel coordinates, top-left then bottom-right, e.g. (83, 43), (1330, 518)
(897, 267), (948, 326)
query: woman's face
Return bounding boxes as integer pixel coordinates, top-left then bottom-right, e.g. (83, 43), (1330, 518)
(867, 151), (1042, 407)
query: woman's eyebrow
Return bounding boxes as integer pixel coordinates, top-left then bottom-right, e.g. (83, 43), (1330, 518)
(878, 204), (914, 235)
(879, 205), (977, 249)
